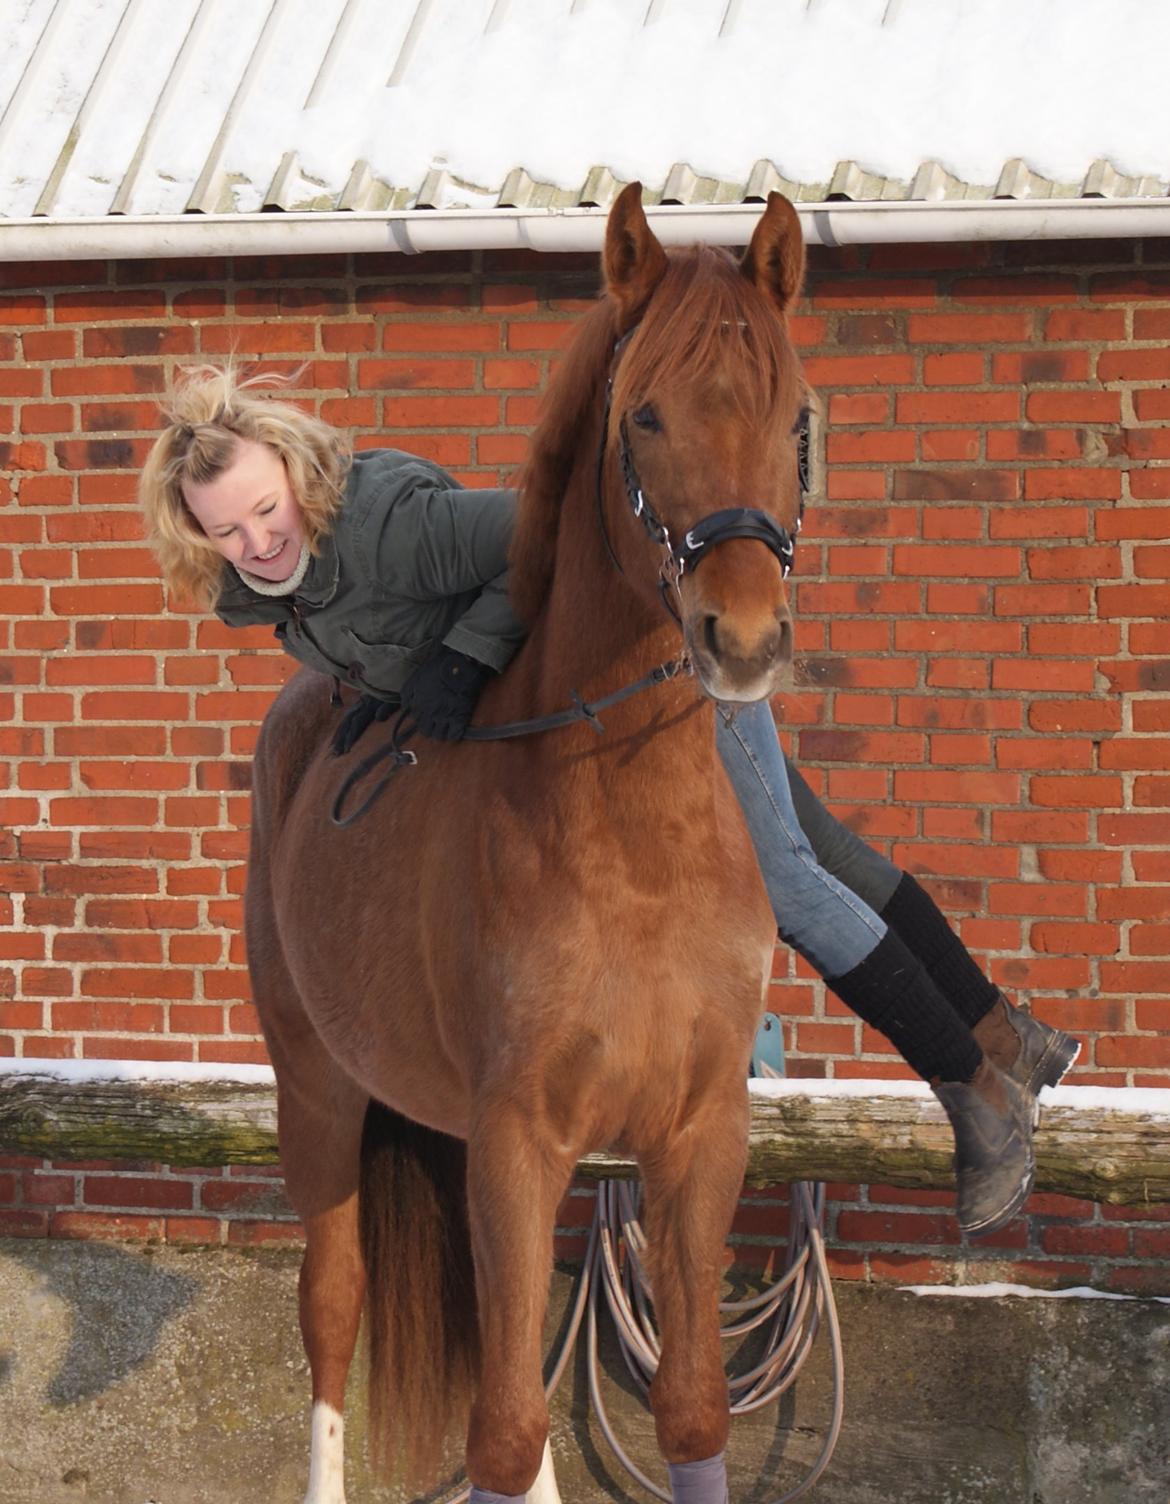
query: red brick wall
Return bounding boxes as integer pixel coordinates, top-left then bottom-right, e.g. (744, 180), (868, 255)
(1, 238), (1168, 1287)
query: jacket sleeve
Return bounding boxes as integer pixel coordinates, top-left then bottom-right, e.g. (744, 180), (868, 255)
(372, 473), (526, 672)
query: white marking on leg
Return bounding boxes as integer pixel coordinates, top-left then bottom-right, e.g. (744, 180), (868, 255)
(304, 1400), (346, 1504)
(526, 1439), (563, 1504)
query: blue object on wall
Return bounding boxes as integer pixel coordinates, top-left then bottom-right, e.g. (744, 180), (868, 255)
(749, 1011), (785, 1079)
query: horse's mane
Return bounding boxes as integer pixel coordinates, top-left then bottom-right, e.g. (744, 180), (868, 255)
(508, 293), (618, 624)
(509, 244), (799, 624)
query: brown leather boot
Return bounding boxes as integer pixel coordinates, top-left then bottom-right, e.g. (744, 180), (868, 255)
(973, 993), (1080, 1104)
(932, 1056), (1035, 1237)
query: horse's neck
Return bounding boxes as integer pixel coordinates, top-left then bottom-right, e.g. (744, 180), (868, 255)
(525, 465), (708, 754)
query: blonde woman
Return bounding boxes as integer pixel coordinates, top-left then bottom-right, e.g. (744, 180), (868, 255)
(141, 364), (519, 748)
(141, 364), (1079, 1239)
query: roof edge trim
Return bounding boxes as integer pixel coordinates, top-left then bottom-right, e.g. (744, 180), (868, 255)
(1, 198), (1168, 262)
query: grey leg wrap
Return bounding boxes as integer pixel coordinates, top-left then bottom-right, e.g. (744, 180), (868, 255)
(668, 1453), (729, 1504)
(468, 1489), (527, 1504)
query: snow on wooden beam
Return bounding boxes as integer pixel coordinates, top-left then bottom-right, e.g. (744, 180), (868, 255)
(1, 1070), (1167, 1206)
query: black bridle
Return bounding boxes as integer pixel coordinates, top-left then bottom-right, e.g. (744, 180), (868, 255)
(595, 326), (806, 620)
(331, 325), (811, 827)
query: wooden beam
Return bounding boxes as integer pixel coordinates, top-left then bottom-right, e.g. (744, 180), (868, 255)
(0, 1072), (278, 1167)
(1, 1073), (1167, 1206)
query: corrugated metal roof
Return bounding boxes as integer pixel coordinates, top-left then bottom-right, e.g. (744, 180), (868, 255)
(0, 0), (1166, 222)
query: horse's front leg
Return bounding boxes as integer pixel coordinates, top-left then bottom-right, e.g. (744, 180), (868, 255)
(464, 1098), (577, 1503)
(640, 1088), (750, 1504)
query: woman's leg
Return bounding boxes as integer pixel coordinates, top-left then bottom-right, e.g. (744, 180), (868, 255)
(715, 707), (884, 981)
(783, 757), (995, 1014)
(782, 754), (902, 913)
(783, 755), (1079, 1092)
(715, 702), (980, 1084)
(716, 702), (1034, 1235)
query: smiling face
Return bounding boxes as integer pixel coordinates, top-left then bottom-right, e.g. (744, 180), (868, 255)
(182, 437), (305, 582)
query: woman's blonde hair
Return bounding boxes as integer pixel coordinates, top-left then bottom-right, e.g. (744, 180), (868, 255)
(139, 363), (351, 608)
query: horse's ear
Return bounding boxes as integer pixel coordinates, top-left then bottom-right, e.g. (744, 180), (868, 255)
(603, 182), (668, 331)
(740, 192), (805, 316)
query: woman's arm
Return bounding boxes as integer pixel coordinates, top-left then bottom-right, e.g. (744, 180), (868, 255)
(370, 475), (524, 670)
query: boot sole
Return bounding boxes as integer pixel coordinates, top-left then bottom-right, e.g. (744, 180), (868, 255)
(1022, 1031), (1081, 1099)
(961, 1161), (1036, 1240)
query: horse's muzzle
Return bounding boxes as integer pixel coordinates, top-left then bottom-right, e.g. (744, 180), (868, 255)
(686, 605), (793, 703)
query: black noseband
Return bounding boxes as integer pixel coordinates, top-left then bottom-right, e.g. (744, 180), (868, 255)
(676, 506), (797, 576)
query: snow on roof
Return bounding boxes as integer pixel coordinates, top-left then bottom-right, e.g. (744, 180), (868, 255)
(1, 0), (1167, 223)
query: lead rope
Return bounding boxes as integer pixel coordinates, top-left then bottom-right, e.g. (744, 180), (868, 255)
(557, 867), (840, 1504)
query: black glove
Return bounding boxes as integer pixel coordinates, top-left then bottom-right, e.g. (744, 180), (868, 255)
(331, 692), (395, 757)
(399, 647), (492, 741)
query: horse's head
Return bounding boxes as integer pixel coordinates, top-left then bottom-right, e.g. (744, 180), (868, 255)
(601, 183), (808, 703)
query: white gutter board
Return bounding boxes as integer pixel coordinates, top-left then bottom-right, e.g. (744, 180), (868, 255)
(3, 197), (1170, 262)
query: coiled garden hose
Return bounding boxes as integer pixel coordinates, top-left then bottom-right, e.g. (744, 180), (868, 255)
(575, 1174), (844, 1503)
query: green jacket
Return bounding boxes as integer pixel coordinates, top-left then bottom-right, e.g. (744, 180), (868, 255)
(215, 449), (524, 699)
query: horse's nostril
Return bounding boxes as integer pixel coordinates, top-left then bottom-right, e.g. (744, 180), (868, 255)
(777, 615), (793, 663)
(703, 615), (719, 658)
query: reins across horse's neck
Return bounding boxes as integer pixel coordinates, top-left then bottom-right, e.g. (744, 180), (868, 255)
(328, 656), (689, 828)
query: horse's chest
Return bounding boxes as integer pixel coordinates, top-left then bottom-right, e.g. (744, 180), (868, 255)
(487, 791), (748, 900)
(476, 762), (772, 1002)
(494, 858), (768, 1009)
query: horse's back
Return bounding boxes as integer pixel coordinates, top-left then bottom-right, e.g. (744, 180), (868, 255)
(250, 668), (336, 845)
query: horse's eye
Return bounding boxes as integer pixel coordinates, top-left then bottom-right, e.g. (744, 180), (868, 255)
(632, 404), (661, 432)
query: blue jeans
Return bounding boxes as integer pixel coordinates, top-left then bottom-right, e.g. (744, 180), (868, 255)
(714, 701), (886, 979)
(784, 754), (902, 914)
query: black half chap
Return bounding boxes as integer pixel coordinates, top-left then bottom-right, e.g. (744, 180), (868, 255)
(783, 756), (902, 913)
(786, 753), (999, 1033)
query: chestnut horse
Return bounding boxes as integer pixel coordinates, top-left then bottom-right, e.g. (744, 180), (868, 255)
(246, 185), (808, 1504)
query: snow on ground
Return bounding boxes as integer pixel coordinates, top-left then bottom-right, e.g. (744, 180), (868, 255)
(901, 1281), (1170, 1304)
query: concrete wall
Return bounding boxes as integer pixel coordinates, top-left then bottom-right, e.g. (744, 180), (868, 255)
(2, 1239), (1166, 1503)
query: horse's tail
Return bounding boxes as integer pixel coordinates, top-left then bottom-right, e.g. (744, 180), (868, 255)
(359, 1098), (480, 1486)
